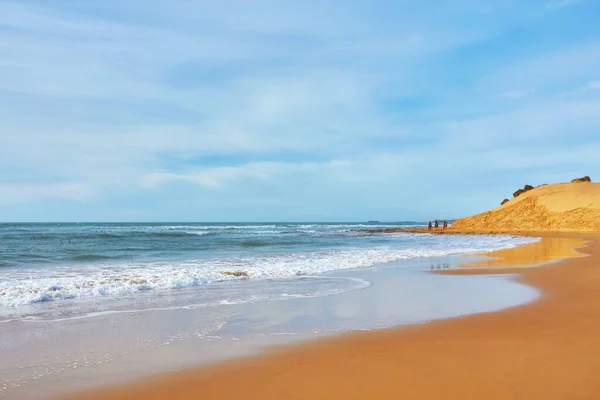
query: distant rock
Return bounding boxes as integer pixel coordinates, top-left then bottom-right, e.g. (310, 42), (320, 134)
(501, 199), (509, 206)
(513, 184), (535, 198)
(571, 176), (591, 183)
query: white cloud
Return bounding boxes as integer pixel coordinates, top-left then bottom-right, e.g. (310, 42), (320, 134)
(141, 160), (353, 189)
(502, 89), (535, 98)
(1, 1), (600, 220)
(546, 0), (584, 10)
(0, 183), (94, 205)
(475, 42), (600, 97)
(587, 80), (600, 89)
(0, 1), (482, 102)
(440, 99), (600, 147)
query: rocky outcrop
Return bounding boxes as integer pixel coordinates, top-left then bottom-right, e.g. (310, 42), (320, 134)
(571, 176), (591, 183)
(501, 199), (509, 206)
(508, 181), (584, 205)
(513, 184), (535, 199)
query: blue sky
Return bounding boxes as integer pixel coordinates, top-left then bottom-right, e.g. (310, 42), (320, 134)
(1, 0), (599, 222)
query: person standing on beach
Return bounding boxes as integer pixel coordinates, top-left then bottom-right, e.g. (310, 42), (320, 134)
(428, 221), (432, 231)
(443, 221), (448, 229)
(434, 220), (439, 229)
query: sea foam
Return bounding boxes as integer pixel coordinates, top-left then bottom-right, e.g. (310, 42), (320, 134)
(0, 234), (537, 308)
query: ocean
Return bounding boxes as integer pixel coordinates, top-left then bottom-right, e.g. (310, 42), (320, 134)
(0, 222), (535, 322)
(1, 222), (542, 398)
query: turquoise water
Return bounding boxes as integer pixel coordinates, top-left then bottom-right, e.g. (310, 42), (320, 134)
(0, 222), (536, 321)
(0, 223), (542, 399)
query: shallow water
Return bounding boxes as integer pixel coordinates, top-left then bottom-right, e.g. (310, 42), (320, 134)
(0, 255), (539, 399)
(0, 223), (540, 398)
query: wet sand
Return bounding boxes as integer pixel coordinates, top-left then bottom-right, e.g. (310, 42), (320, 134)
(63, 233), (600, 400)
(460, 236), (587, 268)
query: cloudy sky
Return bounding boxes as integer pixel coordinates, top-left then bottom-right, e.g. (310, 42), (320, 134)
(1, 0), (599, 222)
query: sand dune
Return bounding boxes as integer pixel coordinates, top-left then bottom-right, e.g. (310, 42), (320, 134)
(452, 182), (600, 232)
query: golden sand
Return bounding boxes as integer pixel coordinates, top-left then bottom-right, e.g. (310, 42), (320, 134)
(452, 182), (600, 232)
(63, 234), (600, 400)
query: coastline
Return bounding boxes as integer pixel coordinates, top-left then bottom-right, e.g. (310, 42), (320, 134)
(62, 232), (600, 400)
(2, 231), (537, 400)
(371, 227), (598, 235)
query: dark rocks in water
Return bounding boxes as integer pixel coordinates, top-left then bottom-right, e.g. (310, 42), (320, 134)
(571, 176), (592, 183)
(367, 220), (380, 223)
(501, 198), (510, 206)
(221, 271), (249, 277)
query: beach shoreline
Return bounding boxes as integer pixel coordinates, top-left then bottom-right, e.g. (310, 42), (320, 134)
(60, 232), (599, 400)
(368, 226), (600, 235)
(1, 230), (538, 400)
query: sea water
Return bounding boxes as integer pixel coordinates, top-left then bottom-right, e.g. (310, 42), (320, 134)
(0, 222), (535, 320)
(0, 223), (540, 398)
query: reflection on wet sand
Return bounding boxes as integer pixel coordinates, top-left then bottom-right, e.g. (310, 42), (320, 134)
(460, 237), (587, 269)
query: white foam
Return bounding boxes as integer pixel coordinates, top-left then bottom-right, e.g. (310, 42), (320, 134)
(12, 276), (371, 323)
(0, 235), (538, 308)
(159, 225), (278, 230)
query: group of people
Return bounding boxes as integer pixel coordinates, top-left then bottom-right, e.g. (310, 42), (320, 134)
(428, 220), (448, 230)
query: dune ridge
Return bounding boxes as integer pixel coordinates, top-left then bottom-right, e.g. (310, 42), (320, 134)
(452, 182), (600, 232)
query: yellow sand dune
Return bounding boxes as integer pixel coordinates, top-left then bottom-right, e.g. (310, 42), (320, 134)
(452, 182), (600, 232)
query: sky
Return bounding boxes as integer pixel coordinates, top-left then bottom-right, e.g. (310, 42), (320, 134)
(1, 0), (599, 222)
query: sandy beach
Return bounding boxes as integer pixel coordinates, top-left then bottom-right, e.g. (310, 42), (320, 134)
(3, 0), (599, 397)
(62, 233), (600, 400)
